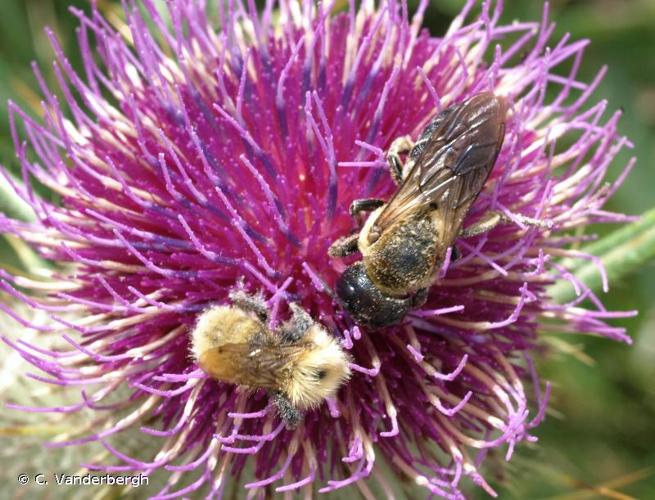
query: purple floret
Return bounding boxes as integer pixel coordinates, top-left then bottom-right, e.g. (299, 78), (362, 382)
(0, 0), (635, 498)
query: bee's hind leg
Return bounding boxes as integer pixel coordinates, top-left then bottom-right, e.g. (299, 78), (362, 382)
(228, 289), (268, 322)
(271, 392), (302, 428)
(328, 233), (359, 258)
(459, 211), (552, 238)
(279, 303), (314, 343)
(386, 135), (414, 185)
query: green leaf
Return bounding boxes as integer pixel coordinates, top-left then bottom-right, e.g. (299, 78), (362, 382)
(549, 207), (655, 304)
(0, 173), (34, 222)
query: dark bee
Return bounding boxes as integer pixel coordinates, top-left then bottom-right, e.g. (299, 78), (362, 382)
(329, 92), (510, 326)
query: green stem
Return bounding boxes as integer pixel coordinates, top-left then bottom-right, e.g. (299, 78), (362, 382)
(0, 173), (52, 271)
(549, 208), (655, 303)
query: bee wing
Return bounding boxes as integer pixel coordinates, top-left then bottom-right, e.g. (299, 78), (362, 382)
(199, 342), (307, 390)
(372, 93), (507, 240)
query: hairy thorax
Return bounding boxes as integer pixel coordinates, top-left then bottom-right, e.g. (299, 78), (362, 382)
(361, 213), (439, 295)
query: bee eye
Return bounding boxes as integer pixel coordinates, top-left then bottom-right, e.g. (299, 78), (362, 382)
(315, 369), (327, 380)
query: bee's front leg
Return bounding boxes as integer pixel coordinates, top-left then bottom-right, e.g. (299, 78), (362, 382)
(279, 303), (313, 343)
(386, 135), (414, 185)
(271, 392), (302, 428)
(328, 233), (359, 258)
(228, 289), (269, 322)
(459, 211), (552, 238)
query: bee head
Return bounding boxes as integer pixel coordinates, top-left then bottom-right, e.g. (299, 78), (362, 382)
(286, 325), (351, 410)
(335, 262), (413, 326)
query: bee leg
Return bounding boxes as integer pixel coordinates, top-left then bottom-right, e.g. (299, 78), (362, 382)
(328, 233), (359, 258)
(271, 392), (302, 428)
(386, 135), (414, 185)
(228, 289), (268, 322)
(410, 288), (429, 308)
(459, 212), (502, 238)
(349, 198), (384, 218)
(459, 211), (551, 238)
(279, 303), (313, 343)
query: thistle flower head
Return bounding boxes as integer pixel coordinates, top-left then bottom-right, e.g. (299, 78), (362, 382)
(0, 0), (635, 498)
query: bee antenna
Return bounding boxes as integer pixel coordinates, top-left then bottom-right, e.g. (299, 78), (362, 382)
(302, 263), (339, 301)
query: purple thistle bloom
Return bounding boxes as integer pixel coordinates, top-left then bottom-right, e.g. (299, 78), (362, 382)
(0, 0), (636, 498)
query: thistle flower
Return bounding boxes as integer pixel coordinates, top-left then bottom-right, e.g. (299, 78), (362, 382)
(0, 0), (635, 498)
(0, 297), (107, 498)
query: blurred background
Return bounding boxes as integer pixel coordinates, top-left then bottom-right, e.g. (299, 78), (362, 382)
(0, 0), (653, 498)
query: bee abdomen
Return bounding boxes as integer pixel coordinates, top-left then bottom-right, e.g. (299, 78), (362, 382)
(366, 215), (438, 294)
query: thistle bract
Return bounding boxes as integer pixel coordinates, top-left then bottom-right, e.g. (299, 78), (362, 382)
(0, 0), (634, 498)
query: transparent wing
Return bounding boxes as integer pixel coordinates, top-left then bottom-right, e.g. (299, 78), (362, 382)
(372, 92), (507, 240)
(200, 342), (307, 389)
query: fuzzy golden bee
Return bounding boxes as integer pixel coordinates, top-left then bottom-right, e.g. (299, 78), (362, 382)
(330, 92), (518, 326)
(191, 290), (351, 427)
